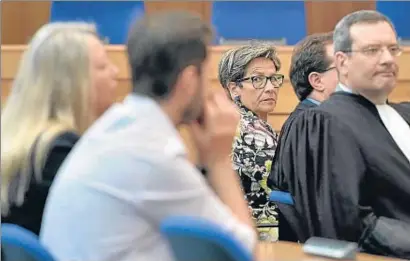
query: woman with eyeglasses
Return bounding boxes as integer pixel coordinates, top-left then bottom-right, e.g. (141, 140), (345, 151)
(218, 43), (284, 242)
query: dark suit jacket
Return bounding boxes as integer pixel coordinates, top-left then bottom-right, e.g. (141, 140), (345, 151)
(2, 131), (79, 235)
(399, 101), (410, 110)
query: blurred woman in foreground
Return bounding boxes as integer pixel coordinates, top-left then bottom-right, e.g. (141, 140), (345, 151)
(1, 22), (118, 235)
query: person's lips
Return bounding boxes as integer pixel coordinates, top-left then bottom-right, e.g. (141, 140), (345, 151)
(377, 71), (396, 77)
(262, 98), (275, 102)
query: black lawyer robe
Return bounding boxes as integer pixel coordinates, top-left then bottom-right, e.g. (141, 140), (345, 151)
(399, 101), (410, 110)
(268, 99), (318, 241)
(269, 92), (410, 259)
(284, 99), (318, 126)
(268, 98), (318, 190)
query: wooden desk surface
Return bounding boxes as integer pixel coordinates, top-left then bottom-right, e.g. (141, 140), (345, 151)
(257, 242), (406, 261)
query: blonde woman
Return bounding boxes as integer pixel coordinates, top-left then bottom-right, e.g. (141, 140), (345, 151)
(1, 22), (118, 235)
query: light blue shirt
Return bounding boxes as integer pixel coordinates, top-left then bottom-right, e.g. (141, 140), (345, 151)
(40, 94), (256, 261)
(305, 98), (321, 105)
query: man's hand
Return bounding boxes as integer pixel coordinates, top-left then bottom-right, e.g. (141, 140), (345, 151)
(188, 90), (240, 168)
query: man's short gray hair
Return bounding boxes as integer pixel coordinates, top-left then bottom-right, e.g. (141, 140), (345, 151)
(218, 43), (281, 91)
(333, 10), (396, 53)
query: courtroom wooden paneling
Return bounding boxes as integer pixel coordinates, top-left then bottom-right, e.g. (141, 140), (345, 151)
(2, 45), (410, 109)
(144, 1), (212, 24)
(0, 1), (211, 45)
(1, 2), (51, 44)
(2, 45), (410, 162)
(305, 1), (376, 35)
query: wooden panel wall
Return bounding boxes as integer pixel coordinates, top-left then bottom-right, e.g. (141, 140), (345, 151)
(1, 1), (212, 45)
(3, 45), (409, 118)
(1, 1), (381, 45)
(2, 45), (410, 162)
(305, 1), (376, 35)
(1, 2), (51, 44)
(144, 1), (211, 24)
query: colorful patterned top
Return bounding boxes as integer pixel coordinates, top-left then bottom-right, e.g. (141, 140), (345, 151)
(231, 99), (279, 242)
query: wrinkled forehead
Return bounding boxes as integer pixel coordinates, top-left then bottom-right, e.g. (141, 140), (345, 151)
(350, 21), (398, 48)
(245, 57), (277, 76)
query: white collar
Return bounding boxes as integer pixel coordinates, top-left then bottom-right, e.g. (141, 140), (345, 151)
(337, 83), (353, 93)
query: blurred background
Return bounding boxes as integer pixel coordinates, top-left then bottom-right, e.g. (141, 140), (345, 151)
(2, 1), (409, 162)
(2, 1), (409, 45)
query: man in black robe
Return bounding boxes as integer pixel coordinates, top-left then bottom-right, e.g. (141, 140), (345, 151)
(283, 31), (338, 124)
(399, 101), (410, 109)
(269, 10), (410, 259)
(269, 32), (338, 182)
(269, 32), (339, 241)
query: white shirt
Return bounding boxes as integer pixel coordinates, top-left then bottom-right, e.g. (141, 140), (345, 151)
(336, 83), (353, 93)
(40, 94), (256, 261)
(376, 104), (410, 164)
(337, 83), (410, 163)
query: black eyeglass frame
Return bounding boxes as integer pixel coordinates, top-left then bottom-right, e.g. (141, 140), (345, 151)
(340, 45), (403, 57)
(235, 74), (285, 89)
(318, 66), (336, 73)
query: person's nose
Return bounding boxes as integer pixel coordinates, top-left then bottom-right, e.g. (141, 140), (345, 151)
(379, 47), (395, 65)
(264, 79), (276, 92)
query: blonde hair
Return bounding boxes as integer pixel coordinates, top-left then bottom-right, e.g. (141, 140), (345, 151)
(1, 22), (98, 215)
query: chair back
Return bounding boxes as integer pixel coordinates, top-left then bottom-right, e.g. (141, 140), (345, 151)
(160, 216), (253, 261)
(1, 224), (55, 261)
(269, 190), (294, 205)
(269, 191), (300, 242)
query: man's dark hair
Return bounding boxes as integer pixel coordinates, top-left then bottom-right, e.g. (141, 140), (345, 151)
(126, 11), (212, 99)
(334, 10), (395, 53)
(289, 32), (333, 101)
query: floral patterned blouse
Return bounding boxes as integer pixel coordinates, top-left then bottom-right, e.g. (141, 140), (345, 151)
(232, 99), (279, 242)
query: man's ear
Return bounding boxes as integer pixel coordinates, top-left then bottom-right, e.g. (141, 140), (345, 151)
(176, 65), (198, 97)
(308, 72), (324, 92)
(335, 51), (348, 76)
(227, 82), (241, 100)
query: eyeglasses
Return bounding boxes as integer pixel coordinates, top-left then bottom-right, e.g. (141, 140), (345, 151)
(236, 74), (285, 89)
(320, 66), (336, 73)
(343, 45), (402, 58)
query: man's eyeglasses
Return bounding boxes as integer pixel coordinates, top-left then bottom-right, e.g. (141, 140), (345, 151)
(343, 45), (402, 58)
(320, 66), (336, 73)
(236, 74), (285, 89)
